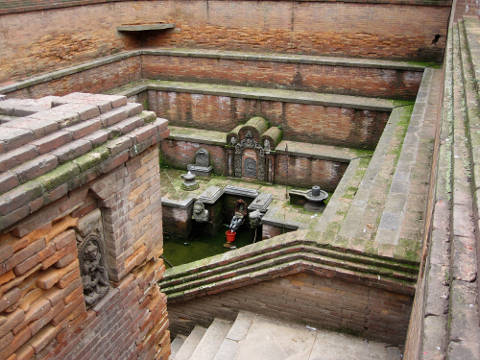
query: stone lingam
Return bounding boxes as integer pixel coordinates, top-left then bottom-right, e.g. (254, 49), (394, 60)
(288, 185), (328, 212)
(181, 171), (199, 191)
(304, 186), (328, 211)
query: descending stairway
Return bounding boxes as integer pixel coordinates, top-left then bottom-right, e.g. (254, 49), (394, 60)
(169, 311), (402, 360)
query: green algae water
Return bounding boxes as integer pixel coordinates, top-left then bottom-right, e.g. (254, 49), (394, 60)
(163, 227), (256, 267)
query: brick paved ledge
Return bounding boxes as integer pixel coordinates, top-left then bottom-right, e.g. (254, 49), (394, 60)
(0, 48), (425, 97)
(121, 80), (396, 111)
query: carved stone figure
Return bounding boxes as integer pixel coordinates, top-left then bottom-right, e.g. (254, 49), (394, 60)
(76, 209), (110, 308)
(79, 234), (109, 307)
(230, 137), (237, 145)
(264, 139), (271, 153)
(192, 200), (209, 223)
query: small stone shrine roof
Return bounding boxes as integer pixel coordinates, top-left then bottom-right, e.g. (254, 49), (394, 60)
(261, 126), (282, 147)
(0, 92), (169, 231)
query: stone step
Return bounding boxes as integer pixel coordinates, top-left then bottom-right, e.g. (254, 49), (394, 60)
(213, 311), (255, 360)
(188, 318), (233, 360)
(174, 325), (207, 360)
(225, 312), (401, 360)
(170, 334), (186, 359)
(336, 103), (409, 254)
(120, 79), (395, 112)
(373, 67), (438, 261)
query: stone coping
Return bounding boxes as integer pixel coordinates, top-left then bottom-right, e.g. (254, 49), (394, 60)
(275, 140), (369, 162)
(141, 48), (427, 70)
(0, 48), (426, 95)
(131, 80), (396, 111)
(160, 230), (419, 303)
(117, 23), (175, 32)
(168, 126), (227, 146)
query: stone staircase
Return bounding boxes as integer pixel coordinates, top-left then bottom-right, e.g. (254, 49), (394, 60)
(169, 311), (401, 360)
(408, 15), (480, 359)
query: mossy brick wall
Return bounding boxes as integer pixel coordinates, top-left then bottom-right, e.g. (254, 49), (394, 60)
(160, 138), (348, 190)
(0, 1), (450, 83)
(0, 146), (170, 360)
(160, 139), (227, 175)
(150, 91), (389, 149)
(6, 56), (142, 100)
(167, 271), (413, 346)
(274, 154), (349, 192)
(142, 54), (424, 100)
(4, 51), (423, 101)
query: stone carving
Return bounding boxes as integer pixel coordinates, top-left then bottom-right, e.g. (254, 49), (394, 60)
(192, 200), (209, 222)
(264, 139), (271, 154)
(79, 235), (110, 307)
(76, 209), (110, 308)
(187, 148), (212, 176)
(230, 136), (237, 145)
(181, 171), (199, 190)
(244, 158), (257, 178)
(233, 131), (265, 180)
(195, 148), (209, 167)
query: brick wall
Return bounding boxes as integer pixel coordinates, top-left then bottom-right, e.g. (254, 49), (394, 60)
(160, 140), (227, 175)
(8, 56), (142, 100)
(160, 138), (348, 191)
(151, 91), (389, 149)
(142, 54), (423, 100)
(275, 154), (348, 191)
(0, 146), (171, 360)
(0, 1), (450, 83)
(166, 271), (413, 346)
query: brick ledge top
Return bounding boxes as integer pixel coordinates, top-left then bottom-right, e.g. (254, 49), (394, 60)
(0, 92), (169, 232)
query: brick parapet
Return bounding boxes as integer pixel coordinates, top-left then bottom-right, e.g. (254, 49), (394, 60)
(0, 93), (169, 232)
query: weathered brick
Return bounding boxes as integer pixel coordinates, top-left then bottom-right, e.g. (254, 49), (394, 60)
(0, 180), (43, 216)
(0, 287), (21, 313)
(0, 127), (34, 153)
(30, 325), (57, 354)
(31, 130), (72, 155)
(51, 139), (92, 164)
(3, 118), (59, 138)
(36, 259), (78, 289)
(0, 145), (38, 173)
(14, 155), (58, 184)
(4, 238), (45, 274)
(24, 297), (51, 324)
(66, 117), (102, 140)
(15, 343), (34, 360)
(0, 308), (25, 338)
(0, 172), (19, 195)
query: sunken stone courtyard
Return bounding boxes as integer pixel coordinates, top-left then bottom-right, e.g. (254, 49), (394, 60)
(0, 0), (479, 359)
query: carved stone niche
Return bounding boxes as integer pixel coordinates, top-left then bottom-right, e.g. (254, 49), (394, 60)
(75, 209), (110, 308)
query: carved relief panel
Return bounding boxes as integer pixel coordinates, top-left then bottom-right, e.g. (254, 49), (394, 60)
(75, 209), (110, 308)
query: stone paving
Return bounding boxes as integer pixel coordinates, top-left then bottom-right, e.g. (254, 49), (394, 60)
(170, 311), (402, 360)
